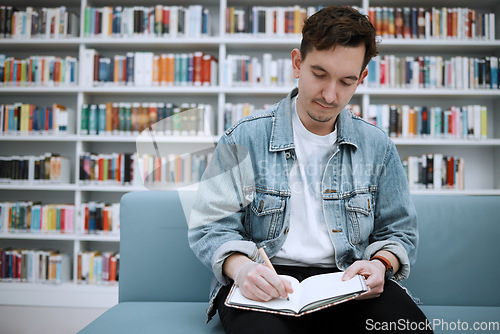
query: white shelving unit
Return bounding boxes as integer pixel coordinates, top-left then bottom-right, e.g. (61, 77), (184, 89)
(1, 0), (499, 308)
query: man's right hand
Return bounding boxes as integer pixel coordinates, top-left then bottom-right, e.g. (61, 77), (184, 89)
(223, 253), (293, 302)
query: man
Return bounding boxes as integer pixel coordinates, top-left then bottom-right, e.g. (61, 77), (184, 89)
(189, 6), (432, 333)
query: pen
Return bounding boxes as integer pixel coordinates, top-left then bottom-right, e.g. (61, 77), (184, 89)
(257, 244), (290, 301)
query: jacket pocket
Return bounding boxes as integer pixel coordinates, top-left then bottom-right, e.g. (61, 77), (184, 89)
(345, 193), (374, 245)
(249, 191), (286, 242)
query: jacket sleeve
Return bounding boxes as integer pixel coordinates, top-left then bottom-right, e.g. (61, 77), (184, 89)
(188, 134), (258, 285)
(363, 138), (418, 281)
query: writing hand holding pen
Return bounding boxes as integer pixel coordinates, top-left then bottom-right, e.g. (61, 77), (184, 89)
(224, 247), (293, 302)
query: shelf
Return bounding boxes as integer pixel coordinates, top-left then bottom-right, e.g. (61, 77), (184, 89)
(377, 38), (500, 53)
(0, 38), (81, 51)
(0, 86), (80, 94)
(80, 37), (221, 51)
(358, 87), (500, 97)
(392, 139), (500, 146)
(81, 134), (216, 143)
(0, 135), (79, 142)
(0, 233), (76, 241)
(222, 86), (296, 94)
(0, 282), (118, 308)
(77, 184), (146, 192)
(77, 234), (120, 242)
(410, 189), (500, 196)
(0, 233), (120, 242)
(0, 184), (77, 191)
(82, 86), (221, 94)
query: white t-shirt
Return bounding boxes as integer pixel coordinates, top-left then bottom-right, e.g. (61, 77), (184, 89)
(272, 96), (337, 267)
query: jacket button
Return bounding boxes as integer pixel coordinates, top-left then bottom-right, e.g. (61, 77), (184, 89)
(285, 151), (291, 159)
(284, 228), (289, 234)
(257, 200), (263, 213)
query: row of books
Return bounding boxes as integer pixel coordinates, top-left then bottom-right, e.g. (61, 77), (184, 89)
(79, 152), (212, 186)
(81, 102), (213, 137)
(0, 103), (68, 135)
(367, 104), (487, 139)
(79, 153), (134, 185)
(0, 153), (70, 184)
(0, 6), (79, 39)
(0, 248), (70, 284)
(368, 7), (495, 40)
(0, 54), (78, 87)
(77, 251), (119, 285)
(366, 55), (500, 90)
(84, 5), (210, 38)
(0, 202), (74, 234)
(80, 202), (120, 235)
(81, 50), (217, 87)
(403, 154), (464, 190)
(225, 53), (295, 87)
(226, 5), (324, 35)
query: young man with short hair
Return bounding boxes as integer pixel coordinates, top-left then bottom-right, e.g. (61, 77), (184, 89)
(189, 6), (433, 333)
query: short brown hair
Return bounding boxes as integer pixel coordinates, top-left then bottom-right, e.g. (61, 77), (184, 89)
(300, 6), (378, 74)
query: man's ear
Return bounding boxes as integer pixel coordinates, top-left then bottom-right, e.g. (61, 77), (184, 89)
(357, 68), (368, 86)
(291, 49), (302, 79)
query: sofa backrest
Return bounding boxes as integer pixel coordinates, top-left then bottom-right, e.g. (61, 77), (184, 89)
(119, 190), (212, 303)
(119, 191), (500, 307)
(404, 195), (500, 307)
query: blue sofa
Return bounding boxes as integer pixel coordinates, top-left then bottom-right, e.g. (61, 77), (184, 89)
(79, 191), (500, 333)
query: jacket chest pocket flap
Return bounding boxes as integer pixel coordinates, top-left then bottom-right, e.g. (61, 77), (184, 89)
(345, 193), (374, 245)
(249, 192), (286, 241)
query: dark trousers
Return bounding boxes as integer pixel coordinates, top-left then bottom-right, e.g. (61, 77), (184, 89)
(216, 265), (434, 334)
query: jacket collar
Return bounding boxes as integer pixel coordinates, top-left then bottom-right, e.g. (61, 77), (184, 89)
(269, 88), (358, 152)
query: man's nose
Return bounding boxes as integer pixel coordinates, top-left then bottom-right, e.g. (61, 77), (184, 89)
(322, 81), (337, 104)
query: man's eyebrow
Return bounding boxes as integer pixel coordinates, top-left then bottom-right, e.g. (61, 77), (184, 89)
(310, 65), (358, 81)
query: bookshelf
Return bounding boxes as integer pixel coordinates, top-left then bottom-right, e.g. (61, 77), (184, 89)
(1, 0), (499, 309)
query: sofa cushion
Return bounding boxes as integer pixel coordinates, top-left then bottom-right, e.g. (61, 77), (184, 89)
(405, 195), (500, 307)
(78, 302), (224, 334)
(119, 191), (213, 303)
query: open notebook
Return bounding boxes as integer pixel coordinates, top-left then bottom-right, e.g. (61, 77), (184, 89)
(225, 272), (368, 317)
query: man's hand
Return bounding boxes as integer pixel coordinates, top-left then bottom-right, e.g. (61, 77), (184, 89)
(342, 259), (386, 300)
(235, 262), (293, 302)
(223, 253), (293, 302)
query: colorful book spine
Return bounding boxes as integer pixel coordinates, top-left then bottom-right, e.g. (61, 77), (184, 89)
(0, 103), (69, 135)
(225, 5), (340, 35)
(0, 202), (74, 234)
(0, 153), (70, 183)
(77, 251), (119, 285)
(367, 104), (487, 140)
(366, 55), (500, 90)
(83, 5), (209, 38)
(80, 202), (120, 235)
(0, 6), (79, 39)
(81, 51), (217, 87)
(403, 154), (464, 190)
(0, 55), (78, 87)
(79, 151), (211, 187)
(0, 248), (70, 283)
(225, 53), (295, 87)
(80, 102), (213, 136)
(368, 6), (495, 40)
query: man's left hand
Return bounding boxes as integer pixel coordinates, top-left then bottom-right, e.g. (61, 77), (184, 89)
(341, 259), (387, 300)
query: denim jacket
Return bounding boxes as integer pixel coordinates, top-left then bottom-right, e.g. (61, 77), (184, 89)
(188, 88), (418, 321)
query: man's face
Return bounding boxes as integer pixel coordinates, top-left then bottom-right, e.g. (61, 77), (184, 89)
(292, 45), (367, 135)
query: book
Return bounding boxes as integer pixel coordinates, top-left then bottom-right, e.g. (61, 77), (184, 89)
(225, 272), (368, 317)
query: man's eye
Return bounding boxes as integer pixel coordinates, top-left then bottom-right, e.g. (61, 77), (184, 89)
(341, 81), (354, 86)
(313, 73), (325, 79)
